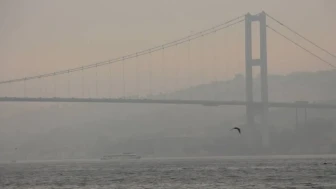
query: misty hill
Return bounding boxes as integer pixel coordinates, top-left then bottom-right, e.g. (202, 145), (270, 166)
(169, 70), (336, 102)
(1, 70), (336, 160)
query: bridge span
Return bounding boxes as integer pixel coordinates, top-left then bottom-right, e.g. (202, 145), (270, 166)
(1, 97), (336, 110)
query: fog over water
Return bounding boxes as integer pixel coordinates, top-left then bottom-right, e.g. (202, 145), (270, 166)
(0, 1), (336, 188)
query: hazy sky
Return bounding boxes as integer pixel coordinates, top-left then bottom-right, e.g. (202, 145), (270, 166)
(0, 0), (335, 97)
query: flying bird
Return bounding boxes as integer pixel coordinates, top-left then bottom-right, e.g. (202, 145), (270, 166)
(231, 127), (241, 134)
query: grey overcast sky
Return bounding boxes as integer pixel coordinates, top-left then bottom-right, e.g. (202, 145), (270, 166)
(0, 0), (335, 96)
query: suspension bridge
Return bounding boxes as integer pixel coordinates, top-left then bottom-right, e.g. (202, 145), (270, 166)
(1, 11), (335, 147)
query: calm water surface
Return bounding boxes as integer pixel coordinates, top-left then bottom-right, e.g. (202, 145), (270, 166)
(1, 155), (336, 188)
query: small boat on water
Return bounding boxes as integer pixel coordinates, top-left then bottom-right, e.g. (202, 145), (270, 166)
(100, 153), (141, 160)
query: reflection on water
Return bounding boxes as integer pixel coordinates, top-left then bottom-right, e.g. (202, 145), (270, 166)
(1, 155), (336, 189)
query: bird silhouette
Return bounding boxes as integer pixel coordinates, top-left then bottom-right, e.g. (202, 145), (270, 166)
(231, 127), (241, 134)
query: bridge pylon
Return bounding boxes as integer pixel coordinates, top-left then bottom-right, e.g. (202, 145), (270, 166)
(245, 11), (269, 148)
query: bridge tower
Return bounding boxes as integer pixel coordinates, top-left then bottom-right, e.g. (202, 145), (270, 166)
(245, 12), (269, 148)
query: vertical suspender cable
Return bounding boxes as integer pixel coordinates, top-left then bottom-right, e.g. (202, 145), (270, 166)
(24, 79), (26, 97)
(67, 71), (70, 98)
(212, 31), (218, 100)
(122, 57), (125, 98)
(187, 40), (192, 100)
(109, 62), (112, 98)
(148, 52), (152, 96)
(175, 45), (179, 93)
(53, 73), (56, 97)
(95, 64), (98, 98)
(135, 55), (139, 98)
(161, 47), (165, 99)
(81, 67), (84, 98)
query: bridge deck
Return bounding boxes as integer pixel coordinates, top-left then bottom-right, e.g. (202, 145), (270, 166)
(1, 97), (336, 109)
